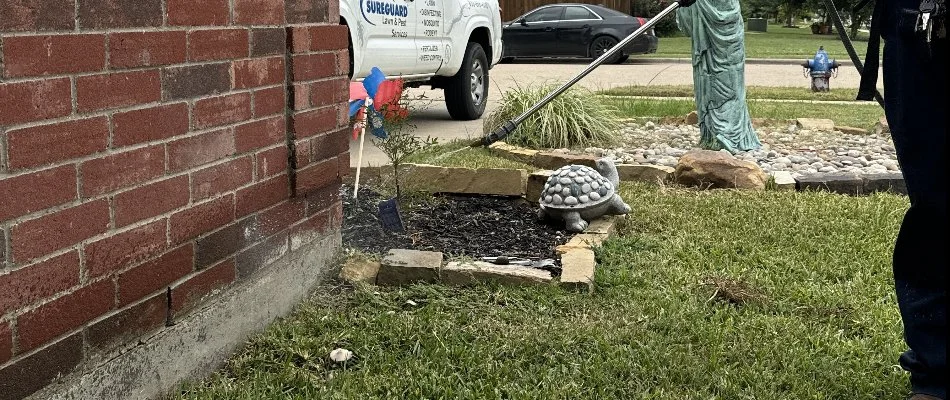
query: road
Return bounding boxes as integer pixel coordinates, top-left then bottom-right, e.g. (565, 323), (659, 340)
(349, 60), (881, 167)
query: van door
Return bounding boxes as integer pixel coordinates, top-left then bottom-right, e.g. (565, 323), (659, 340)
(415, 0), (445, 75)
(357, 0), (417, 77)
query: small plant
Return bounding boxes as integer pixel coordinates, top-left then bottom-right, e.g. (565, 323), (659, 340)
(484, 83), (621, 150)
(372, 90), (437, 199)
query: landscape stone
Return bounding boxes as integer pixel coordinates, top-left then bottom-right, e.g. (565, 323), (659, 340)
(400, 164), (527, 196)
(863, 172), (906, 195)
(377, 249), (443, 286)
(835, 126), (871, 136)
(442, 261), (552, 286)
(616, 164), (674, 183)
(674, 150), (768, 190)
(560, 249), (596, 292)
(489, 142), (539, 164)
(874, 116), (890, 135)
(339, 258), (380, 285)
(796, 118), (836, 131)
(533, 152), (598, 170)
(795, 172), (864, 195)
(769, 171), (796, 191)
(527, 170), (555, 203)
(685, 110), (699, 125)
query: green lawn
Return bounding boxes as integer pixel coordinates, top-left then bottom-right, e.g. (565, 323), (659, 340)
(608, 97), (884, 129)
(602, 85), (871, 102)
(648, 24), (868, 60)
(175, 181), (911, 400)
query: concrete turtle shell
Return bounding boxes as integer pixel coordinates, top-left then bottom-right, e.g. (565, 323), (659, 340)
(539, 165), (614, 209)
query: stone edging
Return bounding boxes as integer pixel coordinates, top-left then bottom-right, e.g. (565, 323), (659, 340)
(489, 141), (907, 196)
(339, 215), (623, 292)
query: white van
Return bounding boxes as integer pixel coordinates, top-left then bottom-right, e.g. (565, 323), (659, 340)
(341, 0), (504, 120)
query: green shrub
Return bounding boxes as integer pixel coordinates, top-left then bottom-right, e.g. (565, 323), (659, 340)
(483, 84), (621, 150)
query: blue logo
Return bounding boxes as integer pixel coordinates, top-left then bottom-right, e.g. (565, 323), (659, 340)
(360, 0), (409, 25)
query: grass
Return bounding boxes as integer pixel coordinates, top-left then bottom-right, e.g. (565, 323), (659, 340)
(404, 140), (535, 170)
(649, 24), (868, 60)
(601, 85), (873, 102)
(608, 97), (885, 129)
(484, 84), (621, 149)
(175, 182), (911, 400)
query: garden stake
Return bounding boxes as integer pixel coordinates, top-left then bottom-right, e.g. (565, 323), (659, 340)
(470, 0), (692, 148)
(353, 98), (373, 199)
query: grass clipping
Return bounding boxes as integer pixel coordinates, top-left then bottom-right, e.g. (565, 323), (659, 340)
(484, 84), (621, 150)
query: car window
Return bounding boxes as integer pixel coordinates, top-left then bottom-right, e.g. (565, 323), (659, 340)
(524, 7), (562, 22)
(563, 6), (597, 20)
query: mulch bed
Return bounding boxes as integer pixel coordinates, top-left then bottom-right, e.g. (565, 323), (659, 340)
(341, 184), (574, 272)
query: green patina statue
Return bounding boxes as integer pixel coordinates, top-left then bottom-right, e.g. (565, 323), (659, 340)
(676, 0), (761, 153)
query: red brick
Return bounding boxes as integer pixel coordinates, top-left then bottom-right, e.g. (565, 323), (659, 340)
(0, 251), (80, 316)
(0, 0), (75, 31)
(285, 0), (329, 24)
(338, 151), (351, 177)
(2, 34), (105, 78)
(162, 63), (231, 100)
(233, 57), (285, 89)
(77, 70), (161, 112)
(304, 176), (341, 215)
(78, 0), (162, 29)
(257, 199), (305, 237)
(309, 77), (348, 107)
(191, 158), (254, 201)
(167, 0), (229, 26)
(234, 0), (285, 25)
(11, 200), (110, 263)
(293, 83), (310, 110)
(117, 245), (193, 306)
(293, 53), (336, 81)
(84, 220), (167, 279)
(294, 138), (313, 168)
(109, 31), (187, 68)
(170, 195), (235, 245)
(296, 158), (339, 195)
(0, 322), (11, 364)
(235, 116), (285, 153)
(289, 27), (310, 52)
(251, 28), (286, 56)
(112, 103), (189, 147)
(0, 78), (71, 125)
(308, 25), (349, 51)
(253, 86), (286, 117)
(168, 129), (236, 172)
(194, 217), (261, 268)
(309, 128), (349, 162)
(0, 333), (82, 400)
(193, 93), (252, 129)
(170, 258), (235, 319)
(17, 279), (115, 352)
(114, 176), (190, 227)
(188, 29), (250, 62)
(236, 232), (288, 278)
(80, 146), (164, 197)
(290, 209), (329, 250)
(256, 145), (289, 179)
(294, 107), (337, 138)
(6, 117), (109, 170)
(86, 292), (166, 355)
(0, 165), (76, 223)
(235, 174), (290, 217)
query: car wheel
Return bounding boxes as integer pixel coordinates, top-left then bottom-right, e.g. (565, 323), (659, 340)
(590, 36), (622, 64)
(614, 54), (630, 64)
(445, 42), (489, 121)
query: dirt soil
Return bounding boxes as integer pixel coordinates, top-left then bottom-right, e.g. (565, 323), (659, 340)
(341, 184), (574, 272)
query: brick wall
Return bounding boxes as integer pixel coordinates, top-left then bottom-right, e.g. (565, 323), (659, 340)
(0, 1), (349, 399)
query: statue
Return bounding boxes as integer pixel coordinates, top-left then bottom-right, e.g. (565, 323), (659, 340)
(676, 0), (761, 153)
(537, 158), (631, 233)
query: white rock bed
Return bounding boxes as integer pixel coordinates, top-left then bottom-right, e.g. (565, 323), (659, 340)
(567, 122), (900, 178)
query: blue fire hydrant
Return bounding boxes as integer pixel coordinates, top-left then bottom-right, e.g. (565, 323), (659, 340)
(801, 46), (840, 92)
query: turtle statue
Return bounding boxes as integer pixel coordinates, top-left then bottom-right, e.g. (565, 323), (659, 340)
(538, 157), (630, 232)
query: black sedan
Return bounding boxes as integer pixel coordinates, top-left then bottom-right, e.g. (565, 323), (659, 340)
(501, 4), (659, 64)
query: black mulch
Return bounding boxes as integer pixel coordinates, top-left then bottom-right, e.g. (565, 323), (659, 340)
(341, 184), (574, 272)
